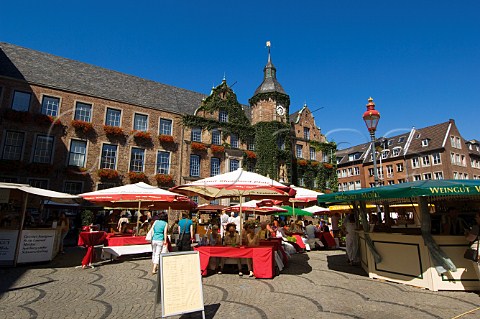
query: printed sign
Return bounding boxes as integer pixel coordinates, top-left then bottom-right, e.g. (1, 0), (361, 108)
(17, 229), (56, 263)
(0, 230), (18, 262)
(155, 251), (204, 318)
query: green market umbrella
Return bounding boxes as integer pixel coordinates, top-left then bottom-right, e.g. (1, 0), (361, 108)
(317, 179), (480, 204)
(277, 205), (313, 217)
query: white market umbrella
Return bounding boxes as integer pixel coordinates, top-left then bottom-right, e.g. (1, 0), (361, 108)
(171, 168), (296, 243)
(303, 205), (331, 215)
(289, 185), (324, 218)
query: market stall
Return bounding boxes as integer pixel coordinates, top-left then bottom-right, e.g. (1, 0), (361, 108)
(318, 180), (480, 291)
(0, 182), (80, 266)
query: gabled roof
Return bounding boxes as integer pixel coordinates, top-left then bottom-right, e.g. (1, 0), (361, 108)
(405, 121), (451, 155)
(0, 42), (206, 115)
(336, 143), (370, 166)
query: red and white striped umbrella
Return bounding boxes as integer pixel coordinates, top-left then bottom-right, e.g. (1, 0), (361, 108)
(228, 200), (287, 215)
(171, 168), (295, 200)
(289, 185), (324, 203)
(79, 182), (196, 210)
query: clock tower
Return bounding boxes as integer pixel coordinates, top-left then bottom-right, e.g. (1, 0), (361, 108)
(249, 42), (290, 124)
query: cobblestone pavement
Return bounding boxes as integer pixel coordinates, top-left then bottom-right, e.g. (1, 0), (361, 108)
(1, 247), (479, 319)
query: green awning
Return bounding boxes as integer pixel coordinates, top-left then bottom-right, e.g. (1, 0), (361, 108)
(277, 205), (313, 216)
(318, 180), (480, 204)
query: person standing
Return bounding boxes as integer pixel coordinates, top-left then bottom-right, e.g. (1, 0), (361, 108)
(177, 212), (194, 251)
(151, 212), (168, 275)
(465, 212), (480, 278)
(58, 213), (69, 254)
(344, 214), (359, 265)
(220, 210), (229, 237)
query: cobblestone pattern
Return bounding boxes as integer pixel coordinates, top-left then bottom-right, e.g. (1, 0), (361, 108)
(1, 248), (480, 319)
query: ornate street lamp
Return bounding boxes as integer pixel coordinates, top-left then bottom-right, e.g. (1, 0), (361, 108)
(363, 97), (381, 187)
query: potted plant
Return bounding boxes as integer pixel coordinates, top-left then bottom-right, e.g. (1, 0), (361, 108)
(297, 159), (308, 166)
(104, 125), (124, 137)
(72, 120), (94, 133)
(191, 142), (207, 152)
(158, 134), (174, 144)
(211, 144), (225, 153)
(155, 174), (174, 187)
(128, 171), (147, 182)
(97, 168), (119, 179)
(245, 150), (256, 159)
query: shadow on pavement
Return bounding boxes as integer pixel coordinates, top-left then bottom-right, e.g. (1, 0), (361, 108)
(176, 303), (220, 319)
(326, 254), (368, 277)
(281, 252), (313, 275)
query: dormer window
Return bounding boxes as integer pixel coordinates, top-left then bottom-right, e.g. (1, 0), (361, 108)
(387, 139), (393, 146)
(422, 139), (429, 147)
(392, 147), (401, 157)
(381, 150), (390, 159)
(348, 152), (361, 161)
(303, 127), (310, 140)
(398, 136), (405, 143)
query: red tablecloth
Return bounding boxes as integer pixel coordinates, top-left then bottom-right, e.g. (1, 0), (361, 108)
(292, 234), (306, 249)
(316, 232), (336, 248)
(105, 235), (149, 246)
(78, 231), (107, 267)
(194, 246), (274, 279)
(259, 239), (288, 267)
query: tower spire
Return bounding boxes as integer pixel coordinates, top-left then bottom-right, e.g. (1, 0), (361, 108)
(266, 40), (271, 63)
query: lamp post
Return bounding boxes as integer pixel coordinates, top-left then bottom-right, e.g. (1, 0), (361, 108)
(363, 97), (381, 187)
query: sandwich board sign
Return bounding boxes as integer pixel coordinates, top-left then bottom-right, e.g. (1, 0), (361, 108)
(154, 251), (205, 319)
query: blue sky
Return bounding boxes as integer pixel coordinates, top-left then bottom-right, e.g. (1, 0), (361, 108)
(1, 1), (479, 148)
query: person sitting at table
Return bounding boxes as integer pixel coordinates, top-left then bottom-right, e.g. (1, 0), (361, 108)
(245, 223), (259, 277)
(305, 220), (323, 251)
(118, 221), (129, 234)
(257, 222), (270, 240)
(137, 221), (150, 236)
(208, 225), (222, 246)
(218, 223), (243, 276)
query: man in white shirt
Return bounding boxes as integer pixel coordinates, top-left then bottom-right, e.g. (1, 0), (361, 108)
(220, 210), (229, 237)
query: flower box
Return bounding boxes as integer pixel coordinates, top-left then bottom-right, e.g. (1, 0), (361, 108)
(35, 114), (62, 126)
(158, 135), (174, 144)
(323, 162), (333, 169)
(128, 171), (147, 182)
(98, 169), (119, 179)
(155, 174), (174, 186)
(211, 145), (225, 153)
(191, 142), (207, 152)
(4, 109), (32, 122)
(297, 159), (308, 166)
(245, 150), (256, 159)
(72, 120), (94, 133)
(132, 130), (151, 139)
(104, 125), (124, 136)
(310, 161), (319, 167)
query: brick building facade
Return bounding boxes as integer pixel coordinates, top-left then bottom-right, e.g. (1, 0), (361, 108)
(0, 42), (332, 199)
(336, 118), (480, 191)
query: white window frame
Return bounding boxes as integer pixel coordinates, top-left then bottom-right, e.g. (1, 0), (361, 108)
(41, 95), (60, 117)
(159, 118), (173, 135)
(129, 147), (145, 172)
(156, 151), (171, 174)
(2, 130), (25, 160)
(133, 113), (148, 132)
(100, 144), (118, 169)
(32, 135), (54, 164)
(68, 139), (87, 167)
(105, 108), (122, 127)
(74, 102), (92, 122)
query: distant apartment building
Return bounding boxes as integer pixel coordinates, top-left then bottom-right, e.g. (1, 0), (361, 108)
(0, 42), (333, 199)
(336, 119), (480, 191)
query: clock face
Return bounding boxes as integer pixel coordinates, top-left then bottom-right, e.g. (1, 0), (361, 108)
(276, 105), (285, 116)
